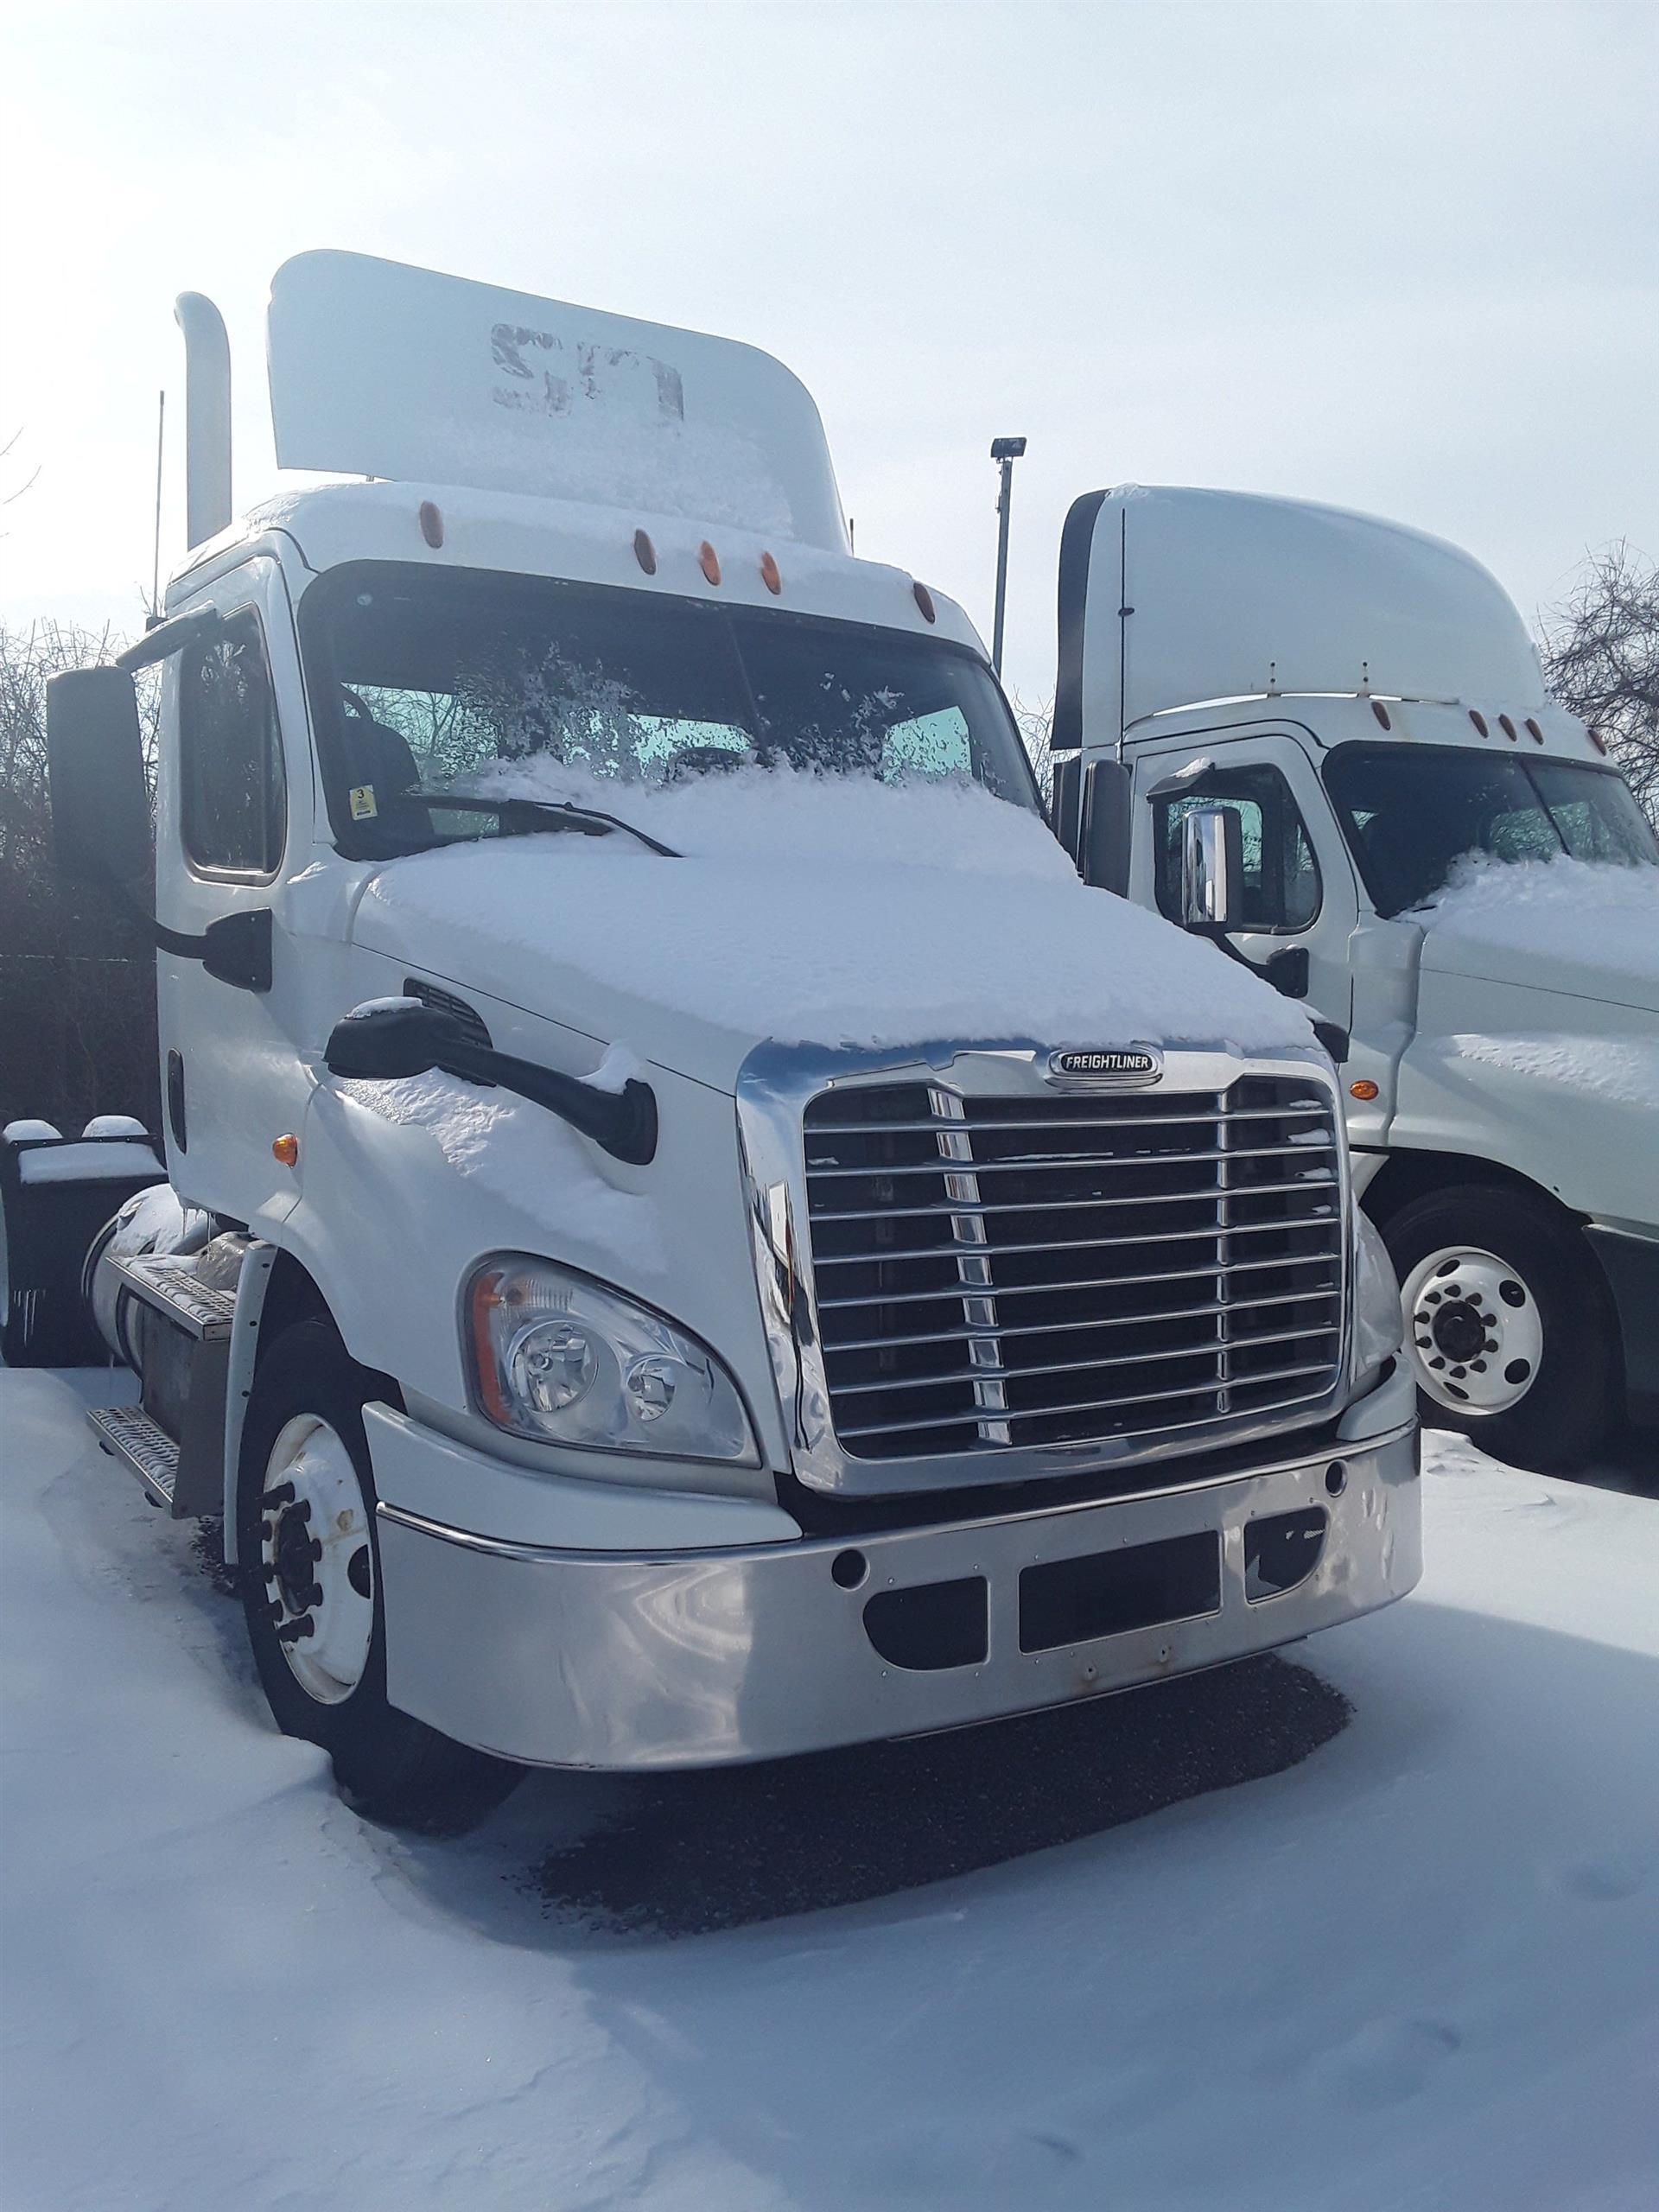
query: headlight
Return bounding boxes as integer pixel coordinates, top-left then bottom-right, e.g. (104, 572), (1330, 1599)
(1351, 1211), (1404, 1389)
(467, 1256), (760, 1465)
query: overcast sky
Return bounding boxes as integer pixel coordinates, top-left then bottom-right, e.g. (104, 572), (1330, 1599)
(3, 0), (1656, 709)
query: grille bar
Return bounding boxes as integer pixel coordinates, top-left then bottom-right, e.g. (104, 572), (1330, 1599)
(814, 1249), (1340, 1310)
(806, 1103), (1325, 1140)
(833, 1360), (1339, 1442)
(810, 1173), (1337, 1225)
(805, 1139), (1335, 1180)
(812, 1215), (1339, 1270)
(830, 1321), (1342, 1400)
(826, 1283), (1341, 1354)
(803, 1074), (1345, 1459)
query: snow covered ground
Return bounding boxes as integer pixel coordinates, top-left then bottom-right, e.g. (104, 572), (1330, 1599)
(2, 1363), (1656, 2212)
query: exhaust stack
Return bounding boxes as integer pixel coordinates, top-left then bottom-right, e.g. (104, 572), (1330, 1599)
(173, 292), (232, 549)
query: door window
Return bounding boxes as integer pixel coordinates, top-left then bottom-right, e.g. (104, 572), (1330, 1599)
(1154, 763), (1321, 931)
(179, 611), (287, 874)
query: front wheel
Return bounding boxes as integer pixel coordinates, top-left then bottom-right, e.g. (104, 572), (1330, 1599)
(1381, 1185), (1620, 1473)
(237, 1319), (519, 1830)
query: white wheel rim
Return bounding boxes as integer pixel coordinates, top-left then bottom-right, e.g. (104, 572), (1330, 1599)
(1400, 1244), (1545, 1417)
(260, 1414), (374, 1704)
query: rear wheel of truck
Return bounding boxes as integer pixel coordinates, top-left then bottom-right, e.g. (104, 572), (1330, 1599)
(1382, 1185), (1619, 1473)
(237, 1319), (519, 1831)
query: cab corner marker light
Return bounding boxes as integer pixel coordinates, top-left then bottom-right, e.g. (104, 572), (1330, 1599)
(1589, 724), (1609, 755)
(760, 550), (782, 595)
(417, 500), (444, 549)
(632, 528), (657, 575)
(1525, 717), (1545, 744)
(1370, 701), (1393, 730)
(698, 540), (721, 586)
(1499, 714), (1518, 742)
(1469, 710), (1489, 738)
(1349, 1080), (1380, 1103)
(912, 579), (937, 623)
(272, 1134), (300, 1167)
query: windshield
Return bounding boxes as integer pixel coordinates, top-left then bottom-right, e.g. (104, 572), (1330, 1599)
(1324, 742), (1658, 918)
(299, 563), (1039, 857)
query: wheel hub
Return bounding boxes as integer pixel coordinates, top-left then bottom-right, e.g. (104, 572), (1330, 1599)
(1428, 1299), (1487, 1363)
(1399, 1245), (1545, 1418)
(259, 1414), (375, 1705)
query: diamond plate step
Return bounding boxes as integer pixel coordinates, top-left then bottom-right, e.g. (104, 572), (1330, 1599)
(88, 1403), (180, 1510)
(108, 1254), (236, 1339)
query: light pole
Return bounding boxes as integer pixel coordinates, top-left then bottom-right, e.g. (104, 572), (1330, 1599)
(989, 435), (1027, 677)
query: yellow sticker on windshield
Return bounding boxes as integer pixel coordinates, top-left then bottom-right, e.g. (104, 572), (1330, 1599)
(349, 785), (378, 820)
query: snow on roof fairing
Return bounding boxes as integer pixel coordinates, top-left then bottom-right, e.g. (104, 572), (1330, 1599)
(267, 251), (849, 550)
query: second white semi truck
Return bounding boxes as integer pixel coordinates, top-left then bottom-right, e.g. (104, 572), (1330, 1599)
(1051, 486), (1658, 1472)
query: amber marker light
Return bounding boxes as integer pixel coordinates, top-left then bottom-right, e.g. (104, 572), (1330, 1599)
(418, 501), (444, 549)
(1498, 715), (1518, 741)
(1349, 1081), (1380, 1103)
(912, 580), (937, 623)
(1589, 726), (1610, 755)
(698, 541), (721, 586)
(1525, 718), (1545, 744)
(632, 529), (657, 575)
(1469, 711), (1489, 738)
(760, 551), (782, 595)
(272, 1134), (300, 1166)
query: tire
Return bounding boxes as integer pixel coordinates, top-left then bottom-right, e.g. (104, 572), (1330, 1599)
(1381, 1184), (1620, 1473)
(237, 1318), (520, 1831)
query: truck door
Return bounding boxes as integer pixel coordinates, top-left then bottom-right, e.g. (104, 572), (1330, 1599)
(155, 562), (311, 1230)
(1132, 734), (1357, 1035)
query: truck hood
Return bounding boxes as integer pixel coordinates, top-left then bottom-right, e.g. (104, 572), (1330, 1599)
(350, 775), (1314, 1090)
(1416, 856), (1659, 1017)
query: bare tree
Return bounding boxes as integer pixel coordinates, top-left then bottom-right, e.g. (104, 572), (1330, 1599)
(1007, 689), (1054, 804)
(1539, 542), (1659, 824)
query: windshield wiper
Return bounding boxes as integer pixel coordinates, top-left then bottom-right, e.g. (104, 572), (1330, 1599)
(409, 789), (680, 858)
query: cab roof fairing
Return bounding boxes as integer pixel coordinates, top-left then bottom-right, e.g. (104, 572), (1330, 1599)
(1054, 486), (1551, 754)
(265, 251), (851, 555)
(164, 479), (986, 658)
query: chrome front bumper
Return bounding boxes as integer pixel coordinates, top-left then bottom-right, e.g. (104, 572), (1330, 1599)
(370, 1414), (1421, 1771)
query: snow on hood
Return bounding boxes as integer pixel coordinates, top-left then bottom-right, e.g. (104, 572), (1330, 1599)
(1416, 855), (1659, 1014)
(353, 768), (1313, 1088)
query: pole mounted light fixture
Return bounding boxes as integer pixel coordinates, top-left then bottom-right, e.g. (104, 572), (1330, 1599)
(989, 435), (1027, 677)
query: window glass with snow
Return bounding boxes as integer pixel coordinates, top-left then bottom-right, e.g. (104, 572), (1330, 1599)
(1325, 744), (1658, 916)
(178, 613), (287, 875)
(300, 564), (1038, 856)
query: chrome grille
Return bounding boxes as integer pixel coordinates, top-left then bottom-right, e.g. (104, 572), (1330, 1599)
(804, 1077), (1344, 1460)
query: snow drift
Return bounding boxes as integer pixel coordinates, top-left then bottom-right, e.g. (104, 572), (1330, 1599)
(1417, 855), (1659, 1014)
(355, 770), (1315, 1085)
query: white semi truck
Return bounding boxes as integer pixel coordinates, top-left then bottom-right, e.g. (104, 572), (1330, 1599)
(1050, 486), (1659, 1473)
(29, 253), (1416, 1825)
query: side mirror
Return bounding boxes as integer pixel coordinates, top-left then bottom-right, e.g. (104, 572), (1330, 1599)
(1079, 759), (1133, 895)
(1049, 753), (1084, 860)
(1179, 806), (1243, 930)
(324, 1001), (467, 1081)
(46, 668), (151, 893)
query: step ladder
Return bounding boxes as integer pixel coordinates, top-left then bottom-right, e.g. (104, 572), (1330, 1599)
(87, 1254), (238, 1516)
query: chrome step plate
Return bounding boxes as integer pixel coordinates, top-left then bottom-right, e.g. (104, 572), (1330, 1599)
(88, 1403), (180, 1510)
(106, 1254), (236, 1340)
